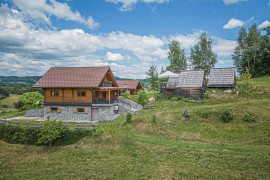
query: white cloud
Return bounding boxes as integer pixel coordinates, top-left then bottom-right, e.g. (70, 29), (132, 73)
(223, 0), (247, 5)
(168, 31), (202, 49)
(105, 52), (131, 61)
(0, 3), (236, 78)
(258, 20), (270, 29)
(105, 0), (169, 11)
(217, 60), (233, 65)
(12, 0), (99, 29)
(212, 37), (236, 58)
(223, 18), (244, 29)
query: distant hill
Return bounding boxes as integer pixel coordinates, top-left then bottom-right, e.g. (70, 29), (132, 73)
(0, 76), (41, 84)
(0, 76), (147, 85)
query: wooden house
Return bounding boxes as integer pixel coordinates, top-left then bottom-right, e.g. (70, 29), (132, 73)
(160, 70), (206, 98)
(116, 80), (143, 95)
(208, 68), (236, 89)
(33, 66), (121, 121)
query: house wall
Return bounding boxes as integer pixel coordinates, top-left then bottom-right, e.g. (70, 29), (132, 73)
(162, 88), (204, 98)
(44, 88), (92, 104)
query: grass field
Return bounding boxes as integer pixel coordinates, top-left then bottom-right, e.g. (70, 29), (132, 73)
(0, 94), (20, 108)
(0, 76), (270, 179)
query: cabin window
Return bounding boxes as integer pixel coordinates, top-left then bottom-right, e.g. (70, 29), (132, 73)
(51, 91), (59, 97)
(77, 108), (85, 113)
(123, 84), (127, 88)
(104, 80), (112, 87)
(51, 107), (58, 112)
(77, 91), (86, 97)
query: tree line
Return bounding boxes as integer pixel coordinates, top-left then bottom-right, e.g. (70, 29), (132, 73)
(146, 24), (270, 91)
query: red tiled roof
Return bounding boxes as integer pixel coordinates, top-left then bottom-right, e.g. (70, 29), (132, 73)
(116, 80), (142, 90)
(33, 66), (111, 88)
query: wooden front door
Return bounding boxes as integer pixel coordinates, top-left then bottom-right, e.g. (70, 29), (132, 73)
(92, 108), (99, 121)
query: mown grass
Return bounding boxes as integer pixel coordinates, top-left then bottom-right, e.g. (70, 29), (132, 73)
(0, 76), (270, 179)
(0, 94), (20, 108)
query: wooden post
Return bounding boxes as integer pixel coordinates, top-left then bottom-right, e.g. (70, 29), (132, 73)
(108, 90), (111, 104)
(72, 89), (74, 103)
(62, 88), (64, 103)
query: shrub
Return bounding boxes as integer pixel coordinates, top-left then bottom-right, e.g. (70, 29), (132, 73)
(242, 113), (256, 123)
(123, 91), (131, 99)
(218, 109), (233, 123)
(93, 127), (105, 137)
(137, 90), (147, 106)
(38, 120), (67, 147)
(19, 92), (44, 110)
(182, 108), (190, 118)
(152, 115), (156, 123)
(14, 101), (24, 112)
(126, 113), (132, 123)
(2, 105), (8, 108)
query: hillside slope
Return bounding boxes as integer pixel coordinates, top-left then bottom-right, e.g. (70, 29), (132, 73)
(0, 76), (270, 179)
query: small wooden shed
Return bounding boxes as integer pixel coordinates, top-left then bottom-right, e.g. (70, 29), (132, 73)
(161, 70), (206, 98)
(208, 68), (236, 89)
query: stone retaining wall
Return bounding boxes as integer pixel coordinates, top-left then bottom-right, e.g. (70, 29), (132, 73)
(25, 109), (44, 117)
(118, 97), (143, 110)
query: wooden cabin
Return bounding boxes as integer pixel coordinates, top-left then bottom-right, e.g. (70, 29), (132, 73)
(160, 70), (206, 98)
(33, 66), (120, 121)
(208, 68), (236, 89)
(116, 80), (143, 95)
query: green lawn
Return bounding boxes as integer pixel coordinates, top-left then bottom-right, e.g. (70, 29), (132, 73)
(0, 77), (270, 179)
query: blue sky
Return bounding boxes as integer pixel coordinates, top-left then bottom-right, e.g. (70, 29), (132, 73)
(0, 0), (269, 78)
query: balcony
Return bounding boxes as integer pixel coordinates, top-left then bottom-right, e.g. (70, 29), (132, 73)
(92, 97), (118, 104)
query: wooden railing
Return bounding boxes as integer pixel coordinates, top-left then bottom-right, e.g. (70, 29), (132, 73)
(92, 97), (118, 104)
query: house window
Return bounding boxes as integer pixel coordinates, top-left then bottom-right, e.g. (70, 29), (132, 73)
(51, 91), (59, 97)
(77, 108), (85, 112)
(123, 84), (127, 88)
(77, 91), (86, 97)
(51, 107), (58, 112)
(104, 80), (112, 87)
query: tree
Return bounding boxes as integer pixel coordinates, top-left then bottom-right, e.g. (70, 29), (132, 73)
(19, 92), (44, 110)
(137, 90), (147, 106)
(233, 24), (270, 77)
(146, 65), (159, 92)
(190, 32), (217, 74)
(38, 120), (66, 147)
(0, 87), (10, 98)
(237, 68), (256, 104)
(167, 40), (187, 73)
(13, 101), (24, 112)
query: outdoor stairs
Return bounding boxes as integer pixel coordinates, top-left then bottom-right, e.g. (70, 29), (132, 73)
(117, 96), (143, 115)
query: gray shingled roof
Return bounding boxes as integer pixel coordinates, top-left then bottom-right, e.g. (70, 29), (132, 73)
(208, 68), (236, 88)
(167, 70), (205, 88)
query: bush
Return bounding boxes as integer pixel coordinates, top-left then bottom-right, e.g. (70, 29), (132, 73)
(242, 113), (256, 123)
(126, 113), (132, 123)
(0, 124), (40, 144)
(182, 108), (190, 118)
(38, 120), (67, 147)
(19, 92), (44, 110)
(93, 127), (105, 137)
(137, 90), (147, 106)
(2, 105), (8, 108)
(123, 91), (131, 99)
(218, 109), (233, 123)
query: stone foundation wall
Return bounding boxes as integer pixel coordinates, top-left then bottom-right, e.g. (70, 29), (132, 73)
(25, 109), (44, 117)
(44, 106), (92, 121)
(44, 105), (119, 121)
(97, 105), (118, 121)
